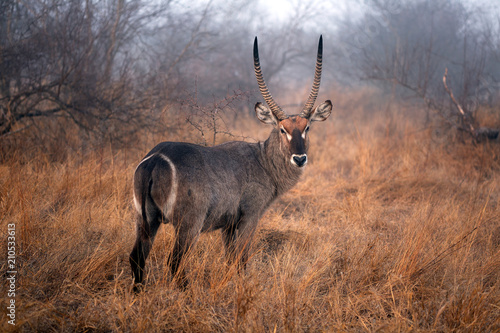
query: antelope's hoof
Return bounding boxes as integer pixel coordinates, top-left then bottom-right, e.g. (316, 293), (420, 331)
(132, 283), (144, 294)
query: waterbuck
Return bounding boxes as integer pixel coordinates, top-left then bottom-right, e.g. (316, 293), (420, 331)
(130, 36), (332, 290)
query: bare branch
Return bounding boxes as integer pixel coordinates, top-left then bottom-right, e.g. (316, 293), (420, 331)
(442, 68), (474, 132)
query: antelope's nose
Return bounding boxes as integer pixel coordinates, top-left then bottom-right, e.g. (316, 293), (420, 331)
(292, 154), (307, 167)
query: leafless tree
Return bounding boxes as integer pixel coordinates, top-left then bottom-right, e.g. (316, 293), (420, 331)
(0, 0), (173, 144)
(333, 0), (500, 141)
(0, 0), (340, 151)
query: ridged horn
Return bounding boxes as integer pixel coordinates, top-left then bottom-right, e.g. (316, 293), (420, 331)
(253, 37), (287, 121)
(300, 35), (323, 118)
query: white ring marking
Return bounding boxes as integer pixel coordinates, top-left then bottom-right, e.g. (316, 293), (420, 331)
(158, 153), (178, 219)
(132, 154), (157, 213)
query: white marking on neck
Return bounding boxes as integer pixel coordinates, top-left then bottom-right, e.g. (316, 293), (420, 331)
(158, 153), (178, 219)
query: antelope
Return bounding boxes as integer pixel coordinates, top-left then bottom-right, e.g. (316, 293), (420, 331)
(130, 35), (332, 290)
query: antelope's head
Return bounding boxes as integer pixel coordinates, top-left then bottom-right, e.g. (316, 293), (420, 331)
(253, 35), (332, 168)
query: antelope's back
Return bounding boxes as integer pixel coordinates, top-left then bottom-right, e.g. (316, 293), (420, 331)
(133, 141), (273, 228)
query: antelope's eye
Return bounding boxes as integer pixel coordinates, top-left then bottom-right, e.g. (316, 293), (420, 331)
(305, 126), (310, 132)
(280, 128), (286, 135)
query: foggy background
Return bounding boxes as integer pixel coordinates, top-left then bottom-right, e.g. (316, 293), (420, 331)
(1, 0), (499, 149)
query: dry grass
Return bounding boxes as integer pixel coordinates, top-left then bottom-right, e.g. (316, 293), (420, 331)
(1, 90), (500, 332)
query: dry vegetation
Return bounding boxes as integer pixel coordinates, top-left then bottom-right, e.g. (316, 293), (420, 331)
(1, 89), (500, 332)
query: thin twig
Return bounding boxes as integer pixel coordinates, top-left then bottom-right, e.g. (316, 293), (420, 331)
(409, 226), (479, 280)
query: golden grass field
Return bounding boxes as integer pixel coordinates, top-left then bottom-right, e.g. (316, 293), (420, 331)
(1, 89), (500, 332)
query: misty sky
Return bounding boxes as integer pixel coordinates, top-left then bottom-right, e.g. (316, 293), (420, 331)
(262, 0), (499, 23)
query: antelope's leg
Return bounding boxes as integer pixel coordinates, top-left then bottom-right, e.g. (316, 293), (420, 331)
(169, 214), (204, 289)
(224, 214), (259, 271)
(129, 210), (162, 289)
(222, 223), (238, 266)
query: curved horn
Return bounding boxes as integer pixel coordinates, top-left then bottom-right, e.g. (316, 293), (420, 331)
(253, 37), (287, 121)
(300, 35), (323, 118)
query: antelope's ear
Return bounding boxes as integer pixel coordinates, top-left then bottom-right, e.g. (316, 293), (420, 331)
(255, 102), (278, 125)
(309, 100), (332, 122)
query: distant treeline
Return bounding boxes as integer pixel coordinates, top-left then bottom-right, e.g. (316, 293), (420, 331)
(1, 0), (498, 144)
